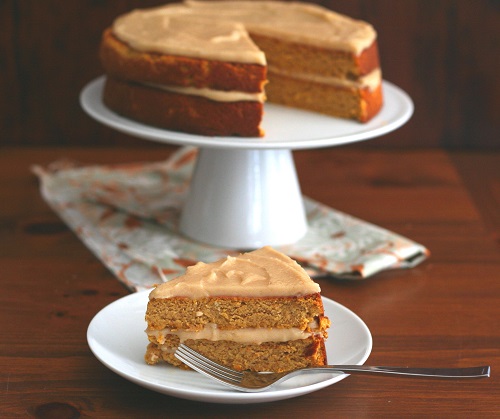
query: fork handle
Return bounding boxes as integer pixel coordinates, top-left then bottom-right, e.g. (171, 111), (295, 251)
(311, 365), (490, 378)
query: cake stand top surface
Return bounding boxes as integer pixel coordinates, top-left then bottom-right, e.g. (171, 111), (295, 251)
(81, 77), (413, 150)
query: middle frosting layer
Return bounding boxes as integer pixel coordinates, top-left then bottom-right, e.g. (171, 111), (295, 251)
(148, 324), (319, 345)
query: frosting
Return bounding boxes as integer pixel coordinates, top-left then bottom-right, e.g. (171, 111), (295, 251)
(143, 69), (380, 102)
(147, 323), (320, 345)
(149, 246), (320, 298)
(145, 82), (266, 102)
(268, 67), (382, 91)
(113, 11), (266, 64)
(112, 1), (377, 64)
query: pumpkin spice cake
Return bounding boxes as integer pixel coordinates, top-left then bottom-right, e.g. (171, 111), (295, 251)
(144, 246), (331, 372)
(100, 0), (383, 137)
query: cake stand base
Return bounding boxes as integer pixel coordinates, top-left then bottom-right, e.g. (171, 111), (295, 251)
(179, 148), (307, 249)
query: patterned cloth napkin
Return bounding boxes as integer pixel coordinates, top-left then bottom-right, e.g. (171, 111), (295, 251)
(33, 146), (429, 292)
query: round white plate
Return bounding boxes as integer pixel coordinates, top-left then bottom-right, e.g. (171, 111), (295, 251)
(80, 76), (413, 150)
(87, 290), (372, 404)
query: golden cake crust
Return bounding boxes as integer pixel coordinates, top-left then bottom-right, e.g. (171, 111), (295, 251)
(355, 41), (381, 76)
(360, 82), (384, 122)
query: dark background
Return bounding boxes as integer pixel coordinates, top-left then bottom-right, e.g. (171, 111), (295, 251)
(1, 0), (498, 149)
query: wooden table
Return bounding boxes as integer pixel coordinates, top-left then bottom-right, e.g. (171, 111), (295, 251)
(1, 146), (498, 417)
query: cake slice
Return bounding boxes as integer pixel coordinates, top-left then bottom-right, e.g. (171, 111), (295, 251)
(145, 246), (331, 372)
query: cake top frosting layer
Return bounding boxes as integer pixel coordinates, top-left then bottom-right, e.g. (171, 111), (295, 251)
(149, 246), (321, 298)
(112, 0), (377, 64)
(113, 6), (266, 64)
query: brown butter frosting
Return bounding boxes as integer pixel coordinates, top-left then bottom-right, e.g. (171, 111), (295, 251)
(148, 324), (319, 345)
(149, 246), (321, 298)
(112, 0), (377, 64)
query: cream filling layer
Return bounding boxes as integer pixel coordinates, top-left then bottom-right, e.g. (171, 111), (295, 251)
(147, 323), (321, 345)
(144, 82), (265, 103)
(142, 68), (379, 104)
(268, 67), (382, 92)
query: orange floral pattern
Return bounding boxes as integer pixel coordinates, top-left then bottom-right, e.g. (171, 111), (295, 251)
(33, 147), (429, 291)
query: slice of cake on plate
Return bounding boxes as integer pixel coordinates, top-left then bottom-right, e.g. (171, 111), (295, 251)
(100, 0), (383, 137)
(144, 246), (331, 372)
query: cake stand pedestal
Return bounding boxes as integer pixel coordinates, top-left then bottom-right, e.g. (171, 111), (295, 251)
(180, 147), (306, 248)
(81, 77), (413, 249)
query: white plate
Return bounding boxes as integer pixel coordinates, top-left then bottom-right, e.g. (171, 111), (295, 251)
(87, 290), (372, 404)
(80, 76), (413, 150)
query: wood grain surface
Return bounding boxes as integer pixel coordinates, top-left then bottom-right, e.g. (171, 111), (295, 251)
(1, 0), (498, 149)
(0, 146), (498, 417)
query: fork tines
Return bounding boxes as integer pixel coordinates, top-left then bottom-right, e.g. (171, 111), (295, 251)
(174, 344), (244, 386)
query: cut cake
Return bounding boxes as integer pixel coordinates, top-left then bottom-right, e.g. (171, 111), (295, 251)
(144, 246), (331, 372)
(100, 0), (383, 137)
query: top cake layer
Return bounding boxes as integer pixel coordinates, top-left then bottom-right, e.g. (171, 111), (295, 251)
(149, 246), (320, 299)
(112, 0), (377, 64)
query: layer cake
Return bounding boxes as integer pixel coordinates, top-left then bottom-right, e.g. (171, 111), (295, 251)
(144, 246), (331, 372)
(100, 0), (383, 137)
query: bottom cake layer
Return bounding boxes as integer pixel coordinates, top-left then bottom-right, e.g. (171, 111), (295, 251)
(103, 77), (264, 137)
(145, 337), (328, 372)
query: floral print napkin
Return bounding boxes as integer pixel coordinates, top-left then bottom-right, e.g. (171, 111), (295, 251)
(33, 147), (429, 292)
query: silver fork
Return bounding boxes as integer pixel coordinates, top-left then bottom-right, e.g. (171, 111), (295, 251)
(174, 344), (490, 392)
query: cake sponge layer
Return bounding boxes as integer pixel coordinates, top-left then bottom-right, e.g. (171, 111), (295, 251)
(266, 73), (383, 122)
(103, 77), (264, 136)
(146, 294), (327, 331)
(145, 336), (328, 372)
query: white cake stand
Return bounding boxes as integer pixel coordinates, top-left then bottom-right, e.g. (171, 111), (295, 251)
(80, 76), (413, 248)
